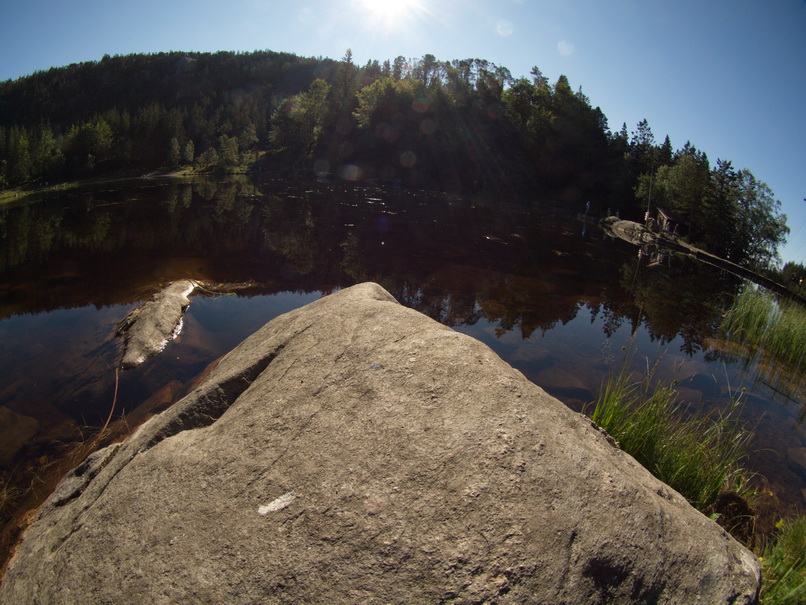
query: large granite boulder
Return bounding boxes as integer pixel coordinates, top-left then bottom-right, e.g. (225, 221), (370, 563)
(0, 283), (760, 603)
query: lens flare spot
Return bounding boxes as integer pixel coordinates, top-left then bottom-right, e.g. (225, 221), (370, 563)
(340, 164), (362, 181)
(496, 20), (514, 37)
(400, 151), (417, 168)
(412, 96), (430, 113)
(558, 40), (575, 57)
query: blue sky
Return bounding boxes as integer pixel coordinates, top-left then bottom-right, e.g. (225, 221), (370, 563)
(2, 0), (805, 264)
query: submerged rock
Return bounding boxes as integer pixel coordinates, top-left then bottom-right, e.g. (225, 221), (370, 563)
(0, 406), (38, 466)
(116, 280), (197, 369)
(1, 283), (760, 603)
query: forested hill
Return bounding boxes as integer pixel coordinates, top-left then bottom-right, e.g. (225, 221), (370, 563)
(0, 49), (791, 269)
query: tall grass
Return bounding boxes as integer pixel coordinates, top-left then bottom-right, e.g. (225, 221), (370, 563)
(588, 346), (806, 601)
(722, 287), (806, 379)
(716, 289), (806, 601)
(588, 365), (753, 512)
(759, 514), (806, 604)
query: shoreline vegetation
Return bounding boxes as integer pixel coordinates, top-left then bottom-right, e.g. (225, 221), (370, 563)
(721, 288), (806, 378)
(620, 281), (806, 602)
(587, 361), (753, 515)
(0, 166), (200, 205)
(0, 49), (800, 278)
(583, 283), (806, 602)
(759, 515), (806, 603)
(586, 350), (806, 603)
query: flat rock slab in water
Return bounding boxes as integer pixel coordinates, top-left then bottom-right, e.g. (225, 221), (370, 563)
(116, 280), (197, 369)
(1, 283), (760, 603)
(601, 216), (656, 246)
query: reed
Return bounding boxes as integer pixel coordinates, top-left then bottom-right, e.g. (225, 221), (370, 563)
(588, 365), (753, 512)
(722, 287), (806, 379)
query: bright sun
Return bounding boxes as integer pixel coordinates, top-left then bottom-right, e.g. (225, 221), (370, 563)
(361, 0), (420, 26)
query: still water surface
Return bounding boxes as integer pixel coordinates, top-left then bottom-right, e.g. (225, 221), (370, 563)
(1, 177), (803, 537)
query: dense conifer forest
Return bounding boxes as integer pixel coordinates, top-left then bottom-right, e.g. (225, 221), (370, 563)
(0, 49), (799, 277)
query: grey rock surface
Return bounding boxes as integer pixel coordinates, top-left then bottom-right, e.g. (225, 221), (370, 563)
(116, 279), (197, 369)
(1, 283), (760, 604)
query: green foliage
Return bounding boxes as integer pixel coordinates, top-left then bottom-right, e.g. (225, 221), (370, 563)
(168, 137), (181, 166)
(589, 363), (753, 511)
(182, 140), (195, 164)
(636, 144), (788, 268)
(217, 135), (240, 170)
(733, 170), (789, 268)
(63, 119), (114, 173)
(721, 287), (806, 380)
(773, 262), (806, 297)
(269, 78), (331, 169)
(637, 147), (710, 236)
(0, 50), (320, 183)
(759, 515), (806, 604)
(353, 77), (415, 129)
(196, 146), (218, 169)
(0, 50), (791, 263)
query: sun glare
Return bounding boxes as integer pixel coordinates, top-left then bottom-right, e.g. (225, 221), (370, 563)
(360, 0), (424, 31)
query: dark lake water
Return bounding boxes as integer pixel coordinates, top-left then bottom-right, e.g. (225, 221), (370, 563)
(1, 176), (804, 543)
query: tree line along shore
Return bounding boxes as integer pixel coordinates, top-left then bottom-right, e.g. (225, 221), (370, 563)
(1, 49), (803, 287)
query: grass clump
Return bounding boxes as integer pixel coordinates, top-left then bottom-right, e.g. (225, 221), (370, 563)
(0, 476), (22, 513)
(759, 514), (806, 604)
(588, 364), (753, 512)
(722, 287), (806, 378)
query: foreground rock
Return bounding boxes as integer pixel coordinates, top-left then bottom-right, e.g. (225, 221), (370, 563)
(1, 283), (760, 603)
(116, 280), (197, 369)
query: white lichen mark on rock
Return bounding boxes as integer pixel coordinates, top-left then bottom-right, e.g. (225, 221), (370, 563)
(258, 491), (296, 515)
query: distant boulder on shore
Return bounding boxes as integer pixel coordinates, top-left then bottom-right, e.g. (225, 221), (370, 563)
(0, 283), (760, 604)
